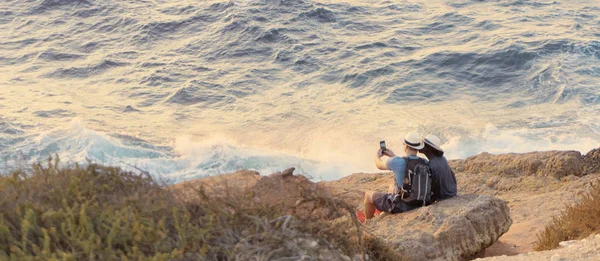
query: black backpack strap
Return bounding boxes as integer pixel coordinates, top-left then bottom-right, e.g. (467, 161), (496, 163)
(400, 156), (411, 198)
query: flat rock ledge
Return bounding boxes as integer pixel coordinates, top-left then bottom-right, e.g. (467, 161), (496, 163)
(475, 234), (600, 261)
(366, 194), (512, 261)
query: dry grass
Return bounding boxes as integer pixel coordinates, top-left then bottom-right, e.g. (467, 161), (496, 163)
(534, 182), (600, 251)
(0, 157), (200, 260)
(175, 169), (405, 261)
(0, 157), (402, 260)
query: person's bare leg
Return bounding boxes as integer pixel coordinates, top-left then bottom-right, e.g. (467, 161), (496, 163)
(364, 191), (377, 219)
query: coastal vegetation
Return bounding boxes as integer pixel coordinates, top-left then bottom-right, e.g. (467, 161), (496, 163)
(0, 157), (401, 260)
(534, 182), (600, 251)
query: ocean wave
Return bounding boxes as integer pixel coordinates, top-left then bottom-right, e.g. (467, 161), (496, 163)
(292, 55), (321, 74)
(385, 83), (438, 103)
(205, 2), (234, 12)
(497, 0), (559, 8)
(475, 20), (502, 31)
(354, 42), (388, 50)
(160, 5), (199, 16)
(297, 7), (336, 23)
(77, 41), (104, 53)
(385, 3), (422, 12)
(32, 0), (93, 13)
(0, 120), (24, 136)
(0, 120), (347, 182)
(447, 0), (487, 9)
(412, 45), (537, 83)
(0, 53), (36, 66)
(37, 50), (85, 61)
(419, 12), (475, 33)
(89, 17), (138, 34)
(0, 11), (14, 17)
(165, 83), (235, 106)
(228, 80), (259, 98)
(132, 14), (216, 45)
(34, 109), (75, 118)
(255, 28), (297, 44)
(45, 60), (128, 78)
(140, 74), (177, 87)
(0, 38), (38, 50)
(342, 65), (396, 88)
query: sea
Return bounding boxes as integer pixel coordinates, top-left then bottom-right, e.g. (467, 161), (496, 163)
(1, 0), (599, 182)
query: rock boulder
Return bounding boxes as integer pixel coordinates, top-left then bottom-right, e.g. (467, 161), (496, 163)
(583, 148), (600, 175)
(366, 194), (512, 261)
(450, 151), (584, 179)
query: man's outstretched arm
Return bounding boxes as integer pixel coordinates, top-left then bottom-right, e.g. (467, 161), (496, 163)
(375, 149), (388, 170)
(375, 149), (396, 170)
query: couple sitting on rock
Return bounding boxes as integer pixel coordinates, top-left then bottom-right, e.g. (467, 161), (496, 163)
(362, 132), (457, 221)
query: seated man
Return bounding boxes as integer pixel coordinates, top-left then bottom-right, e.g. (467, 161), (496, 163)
(421, 134), (457, 201)
(363, 132), (430, 220)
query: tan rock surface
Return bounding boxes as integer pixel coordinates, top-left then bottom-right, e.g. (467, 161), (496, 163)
(170, 169), (262, 201)
(450, 150), (584, 179)
(448, 150), (600, 255)
(366, 195), (511, 261)
(583, 148), (600, 175)
(475, 234), (600, 261)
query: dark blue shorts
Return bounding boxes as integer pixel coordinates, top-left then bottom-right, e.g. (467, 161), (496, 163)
(372, 192), (420, 214)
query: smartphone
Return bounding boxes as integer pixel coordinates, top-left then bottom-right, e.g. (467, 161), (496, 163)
(380, 140), (386, 152)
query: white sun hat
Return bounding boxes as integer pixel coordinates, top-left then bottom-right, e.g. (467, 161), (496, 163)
(423, 134), (443, 152)
(403, 132), (424, 150)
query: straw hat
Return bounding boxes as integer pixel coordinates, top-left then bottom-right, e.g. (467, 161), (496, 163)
(403, 132), (424, 150)
(423, 134), (443, 152)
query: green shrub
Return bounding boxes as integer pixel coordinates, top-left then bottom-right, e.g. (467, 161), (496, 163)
(0, 157), (401, 260)
(534, 182), (600, 251)
(0, 157), (205, 260)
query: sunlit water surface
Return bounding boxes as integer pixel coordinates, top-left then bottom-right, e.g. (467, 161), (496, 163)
(1, 0), (599, 182)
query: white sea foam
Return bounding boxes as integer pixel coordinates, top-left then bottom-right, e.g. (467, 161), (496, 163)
(3, 119), (597, 182)
(4, 119), (360, 182)
(443, 124), (599, 160)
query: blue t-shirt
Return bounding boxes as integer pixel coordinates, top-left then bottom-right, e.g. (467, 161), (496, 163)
(386, 155), (426, 195)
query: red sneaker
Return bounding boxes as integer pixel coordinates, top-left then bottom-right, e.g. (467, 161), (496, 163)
(355, 210), (366, 223)
(374, 209), (382, 216)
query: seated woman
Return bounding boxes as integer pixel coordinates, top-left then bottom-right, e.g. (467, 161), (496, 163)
(421, 134), (457, 201)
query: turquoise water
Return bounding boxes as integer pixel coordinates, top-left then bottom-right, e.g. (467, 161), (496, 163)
(1, 0), (599, 181)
